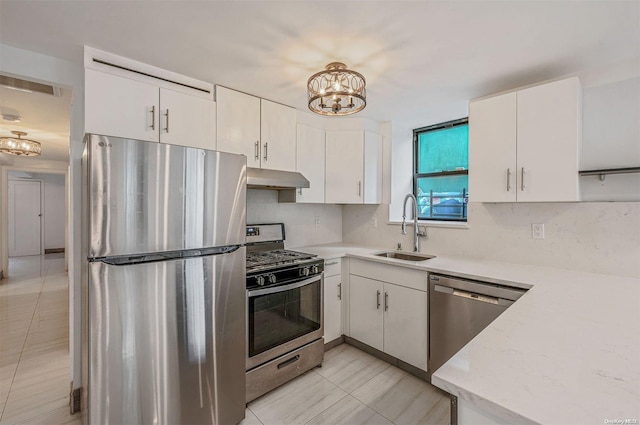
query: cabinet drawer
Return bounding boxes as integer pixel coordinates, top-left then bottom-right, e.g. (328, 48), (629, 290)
(350, 258), (427, 292)
(324, 258), (342, 277)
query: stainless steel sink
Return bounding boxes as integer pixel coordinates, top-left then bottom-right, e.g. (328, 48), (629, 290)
(373, 251), (436, 262)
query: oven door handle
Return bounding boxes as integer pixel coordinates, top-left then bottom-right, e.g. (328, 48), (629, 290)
(247, 275), (322, 298)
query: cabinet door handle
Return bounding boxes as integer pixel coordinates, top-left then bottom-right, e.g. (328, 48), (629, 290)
(358, 181), (362, 197)
(164, 109), (169, 133)
(384, 292), (389, 311)
(254, 141), (259, 161)
(298, 188), (302, 195)
(263, 142), (268, 161)
(149, 106), (156, 130)
(506, 168), (512, 192)
(376, 290), (381, 309)
(337, 283), (341, 300)
(521, 167), (525, 191)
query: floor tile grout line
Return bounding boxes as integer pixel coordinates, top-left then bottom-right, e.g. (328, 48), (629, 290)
(300, 378), (350, 425)
(0, 272), (46, 421)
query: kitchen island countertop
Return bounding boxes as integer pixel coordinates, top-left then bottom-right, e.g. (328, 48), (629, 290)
(294, 242), (640, 425)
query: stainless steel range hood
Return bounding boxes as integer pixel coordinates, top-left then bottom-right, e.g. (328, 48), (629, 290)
(246, 167), (310, 190)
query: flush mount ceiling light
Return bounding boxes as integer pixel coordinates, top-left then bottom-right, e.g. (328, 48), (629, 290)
(0, 131), (42, 156)
(307, 62), (366, 116)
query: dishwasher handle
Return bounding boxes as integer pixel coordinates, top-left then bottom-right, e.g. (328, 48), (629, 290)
(433, 284), (515, 307)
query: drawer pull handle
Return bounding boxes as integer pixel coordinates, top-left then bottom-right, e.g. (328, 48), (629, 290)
(325, 261), (339, 266)
(277, 355), (300, 369)
(337, 283), (341, 300)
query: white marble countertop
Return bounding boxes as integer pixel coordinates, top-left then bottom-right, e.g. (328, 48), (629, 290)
(294, 242), (640, 425)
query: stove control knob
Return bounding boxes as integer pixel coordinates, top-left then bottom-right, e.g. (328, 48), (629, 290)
(301, 267), (310, 277)
(268, 274), (277, 284)
(311, 265), (320, 274)
(256, 275), (265, 286)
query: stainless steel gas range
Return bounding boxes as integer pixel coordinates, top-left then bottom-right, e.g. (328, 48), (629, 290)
(245, 223), (324, 403)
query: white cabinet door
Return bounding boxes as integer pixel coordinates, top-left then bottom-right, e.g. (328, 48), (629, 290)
(216, 86), (261, 167)
(349, 275), (383, 351)
(326, 131), (364, 204)
(260, 99), (296, 171)
(363, 131), (382, 204)
(324, 274), (342, 343)
(296, 124), (325, 203)
(159, 88), (215, 149)
(383, 283), (428, 371)
(85, 69), (159, 142)
(516, 77), (581, 202)
(469, 92), (517, 202)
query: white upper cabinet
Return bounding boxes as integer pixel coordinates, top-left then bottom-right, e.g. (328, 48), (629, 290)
(516, 78), (581, 202)
(469, 77), (581, 202)
(469, 92), (517, 202)
(85, 69), (160, 142)
(159, 88), (215, 149)
(295, 124), (325, 203)
(85, 69), (215, 148)
(260, 99), (296, 172)
(215, 86), (261, 166)
(325, 130), (382, 204)
(216, 86), (296, 171)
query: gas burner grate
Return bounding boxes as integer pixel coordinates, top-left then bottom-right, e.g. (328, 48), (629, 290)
(246, 249), (317, 271)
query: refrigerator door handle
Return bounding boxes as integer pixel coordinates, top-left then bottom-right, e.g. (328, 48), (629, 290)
(96, 245), (242, 266)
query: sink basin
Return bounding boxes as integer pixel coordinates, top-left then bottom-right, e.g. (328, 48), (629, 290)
(374, 251), (436, 262)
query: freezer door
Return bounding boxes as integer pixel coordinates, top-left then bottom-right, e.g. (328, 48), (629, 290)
(87, 247), (246, 425)
(85, 134), (246, 258)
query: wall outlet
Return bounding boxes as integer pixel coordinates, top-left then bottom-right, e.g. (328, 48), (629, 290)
(368, 217), (377, 228)
(532, 223), (545, 240)
(314, 216), (320, 227)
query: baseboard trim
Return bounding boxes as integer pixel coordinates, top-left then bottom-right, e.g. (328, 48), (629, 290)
(323, 336), (345, 351)
(45, 248), (65, 254)
(344, 336), (430, 382)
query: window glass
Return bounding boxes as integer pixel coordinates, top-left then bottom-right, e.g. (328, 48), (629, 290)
(414, 119), (468, 222)
(417, 125), (469, 174)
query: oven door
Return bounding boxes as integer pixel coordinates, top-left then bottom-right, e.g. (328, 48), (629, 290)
(246, 274), (324, 370)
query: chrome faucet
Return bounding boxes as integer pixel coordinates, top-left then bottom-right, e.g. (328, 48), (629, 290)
(402, 194), (427, 252)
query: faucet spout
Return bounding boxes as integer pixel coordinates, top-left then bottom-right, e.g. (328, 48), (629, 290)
(401, 194), (421, 252)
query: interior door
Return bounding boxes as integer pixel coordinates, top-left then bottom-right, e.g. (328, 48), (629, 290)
(8, 180), (41, 257)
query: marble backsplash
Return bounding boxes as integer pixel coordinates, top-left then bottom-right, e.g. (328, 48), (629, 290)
(247, 189), (343, 248)
(343, 202), (640, 278)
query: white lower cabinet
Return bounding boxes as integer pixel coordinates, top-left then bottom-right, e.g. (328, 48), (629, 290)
(348, 259), (428, 371)
(383, 282), (428, 370)
(349, 275), (384, 351)
(323, 258), (343, 343)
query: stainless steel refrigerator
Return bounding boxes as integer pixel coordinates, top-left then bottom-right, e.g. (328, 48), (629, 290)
(82, 134), (247, 425)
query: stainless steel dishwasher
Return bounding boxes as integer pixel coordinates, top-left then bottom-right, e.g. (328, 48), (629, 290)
(428, 273), (527, 376)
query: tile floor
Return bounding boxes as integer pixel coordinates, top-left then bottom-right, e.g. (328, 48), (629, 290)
(244, 344), (450, 425)
(1, 255), (448, 425)
(0, 254), (78, 425)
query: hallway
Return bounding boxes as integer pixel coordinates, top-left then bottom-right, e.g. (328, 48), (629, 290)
(0, 254), (78, 424)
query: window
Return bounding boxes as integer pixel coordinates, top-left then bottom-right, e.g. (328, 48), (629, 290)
(413, 118), (469, 222)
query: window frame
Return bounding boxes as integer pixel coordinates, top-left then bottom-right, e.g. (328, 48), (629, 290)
(413, 117), (469, 222)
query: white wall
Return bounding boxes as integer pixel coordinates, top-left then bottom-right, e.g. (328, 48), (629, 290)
(8, 172), (66, 251)
(247, 189), (342, 248)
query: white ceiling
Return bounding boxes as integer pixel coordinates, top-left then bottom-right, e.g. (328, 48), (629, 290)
(0, 85), (72, 162)
(0, 0), (638, 155)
